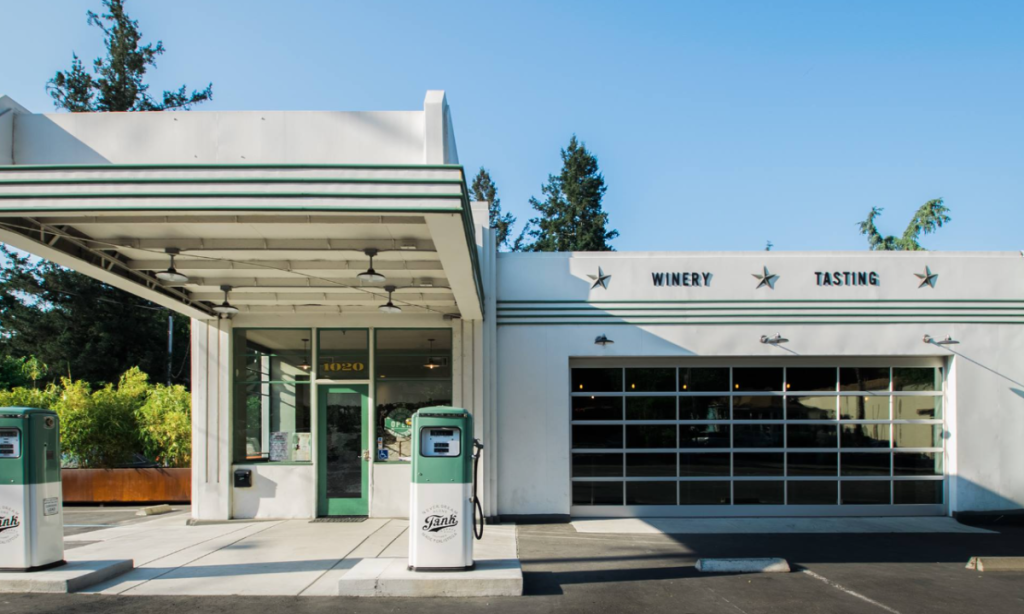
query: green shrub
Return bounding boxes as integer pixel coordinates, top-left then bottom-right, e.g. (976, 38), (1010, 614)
(137, 383), (192, 468)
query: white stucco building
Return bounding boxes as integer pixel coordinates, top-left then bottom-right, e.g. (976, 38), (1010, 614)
(1, 92), (1021, 521)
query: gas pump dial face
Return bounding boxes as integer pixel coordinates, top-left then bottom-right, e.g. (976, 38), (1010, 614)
(420, 427), (461, 457)
(0, 428), (20, 458)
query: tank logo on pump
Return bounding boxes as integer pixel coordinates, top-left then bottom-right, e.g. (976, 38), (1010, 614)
(0, 505), (21, 545)
(420, 504), (459, 543)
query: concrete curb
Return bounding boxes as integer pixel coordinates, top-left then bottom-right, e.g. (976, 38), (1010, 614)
(966, 557), (1024, 572)
(339, 558), (524, 597)
(0, 559), (134, 593)
(695, 558), (791, 574)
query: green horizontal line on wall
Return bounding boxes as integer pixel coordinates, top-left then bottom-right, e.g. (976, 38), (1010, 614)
(497, 299), (1024, 305)
(0, 192), (466, 201)
(497, 305), (1024, 312)
(496, 319), (1024, 326)
(0, 163), (465, 171)
(497, 311), (1024, 319)
(0, 177), (465, 186)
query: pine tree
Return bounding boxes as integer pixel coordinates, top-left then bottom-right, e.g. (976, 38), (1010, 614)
(471, 167), (519, 251)
(526, 136), (618, 252)
(858, 199), (951, 250)
(47, 0), (212, 112)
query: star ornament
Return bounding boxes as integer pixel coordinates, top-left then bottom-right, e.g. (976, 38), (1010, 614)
(588, 267), (611, 290)
(915, 266), (938, 288)
(753, 266), (779, 290)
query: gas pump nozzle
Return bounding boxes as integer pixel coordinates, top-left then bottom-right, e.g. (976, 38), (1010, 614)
(471, 439), (484, 540)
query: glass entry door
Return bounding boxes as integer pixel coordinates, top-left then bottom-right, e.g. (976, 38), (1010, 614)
(317, 385), (369, 516)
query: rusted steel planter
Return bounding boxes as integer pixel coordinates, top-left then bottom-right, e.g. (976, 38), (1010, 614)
(62, 468), (191, 504)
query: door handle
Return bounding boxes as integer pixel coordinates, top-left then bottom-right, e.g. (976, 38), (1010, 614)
(361, 449), (370, 461)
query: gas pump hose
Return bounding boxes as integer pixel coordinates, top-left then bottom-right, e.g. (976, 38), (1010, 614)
(472, 439), (484, 540)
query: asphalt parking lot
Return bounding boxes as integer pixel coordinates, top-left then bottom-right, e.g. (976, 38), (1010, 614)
(61, 505), (192, 540)
(2, 516), (1022, 613)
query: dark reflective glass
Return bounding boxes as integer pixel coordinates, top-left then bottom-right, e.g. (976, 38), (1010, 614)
(788, 481), (838, 505)
(841, 480), (890, 505)
(733, 368), (783, 392)
(734, 453), (784, 476)
(734, 424), (783, 448)
(839, 396), (889, 420)
(841, 453), (891, 476)
(571, 396), (622, 421)
(626, 397), (676, 420)
(317, 329), (369, 380)
(626, 425), (676, 448)
(786, 368), (837, 392)
(893, 368), (939, 391)
(572, 453), (623, 477)
(840, 424), (890, 448)
(572, 368), (622, 393)
(787, 452), (839, 476)
(788, 424), (838, 448)
(679, 453), (730, 476)
(572, 481), (622, 505)
(733, 396), (783, 420)
(840, 367), (889, 391)
(626, 453), (677, 477)
(680, 424), (730, 448)
(787, 396), (837, 420)
(572, 425), (623, 449)
(894, 397), (942, 420)
(894, 480), (942, 504)
(626, 368), (675, 392)
(626, 481), (677, 505)
(681, 368), (730, 392)
(734, 481), (784, 504)
(894, 453), (942, 476)
(680, 396), (729, 420)
(375, 329), (452, 379)
(680, 481), (731, 505)
(893, 424), (942, 448)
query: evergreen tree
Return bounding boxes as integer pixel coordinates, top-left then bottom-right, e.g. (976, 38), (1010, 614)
(0, 248), (191, 388)
(526, 135), (618, 252)
(858, 199), (951, 250)
(471, 167), (519, 251)
(47, 0), (213, 112)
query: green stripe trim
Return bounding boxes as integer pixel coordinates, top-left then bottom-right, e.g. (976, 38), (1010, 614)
(498, 306), (1024, 312)
(0, 205), (462, 214)
(0, 192), (464, 200)
(499, 313), (1024, 319)
(0, 177), (465, 186)
(498, 299), (1024, 304)
(497, 320), (1024, 326)
(0, 163), (465, 171)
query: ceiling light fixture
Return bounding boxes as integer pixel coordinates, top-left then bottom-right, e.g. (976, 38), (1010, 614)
(155, 247), (189, 284)
(378, 285), (402, 314)
(298, 338), (312, 371)
(212, 284), (240, 315)
(357, 248), (386, 283)
(760, 333), (789, 345)
(423, 338), (440, 369)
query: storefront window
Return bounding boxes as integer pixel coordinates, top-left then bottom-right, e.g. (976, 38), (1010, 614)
(317, 329), (369, 379)
(374, 329), (452, 461)
(232, 329), (312, 464)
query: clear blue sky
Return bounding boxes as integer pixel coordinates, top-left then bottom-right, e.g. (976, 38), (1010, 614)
(2, 0), (1022, 252)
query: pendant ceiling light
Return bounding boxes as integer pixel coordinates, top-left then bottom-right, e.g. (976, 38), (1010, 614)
(378, 285), (402, 314)
(155, 247), (189, 284)
(357, 248), (386, 283)
(423, 338), (440, 369)
(212, 284), (240, 315)
(298, 338), (312, 371)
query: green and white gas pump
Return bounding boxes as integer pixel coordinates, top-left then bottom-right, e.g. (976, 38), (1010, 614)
(0, 407), (64, 571)
(408, 407), (483, 571)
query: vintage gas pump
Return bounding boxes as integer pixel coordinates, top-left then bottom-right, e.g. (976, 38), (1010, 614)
(408, 407), (484, 571)
(0, 407), (64, 571)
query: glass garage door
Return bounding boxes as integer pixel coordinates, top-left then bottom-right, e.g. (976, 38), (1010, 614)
(570, 365), (945, 517)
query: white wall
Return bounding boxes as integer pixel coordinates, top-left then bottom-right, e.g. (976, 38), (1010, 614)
(494, 251), (1024, 516)
(232, 464), (315, 519)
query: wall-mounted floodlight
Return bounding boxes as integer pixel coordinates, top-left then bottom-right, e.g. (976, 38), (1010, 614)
(595, 334), (614, 346)
(760, 333), (789, 345)
(923, 334), (959, 345)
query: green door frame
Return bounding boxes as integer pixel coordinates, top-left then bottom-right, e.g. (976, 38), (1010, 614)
(317, 384), (369, 516)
